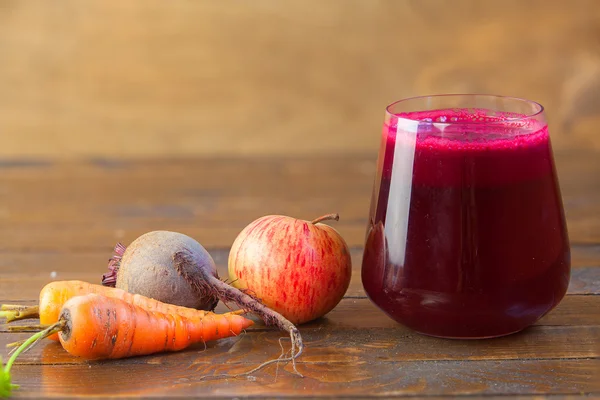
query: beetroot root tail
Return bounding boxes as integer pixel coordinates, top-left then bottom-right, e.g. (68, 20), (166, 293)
(173, 249), (304, 378)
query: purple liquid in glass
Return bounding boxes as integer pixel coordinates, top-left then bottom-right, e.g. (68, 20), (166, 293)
(361, 108), (570, 338)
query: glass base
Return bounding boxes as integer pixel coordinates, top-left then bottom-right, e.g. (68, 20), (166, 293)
(412, 327), (527, 340)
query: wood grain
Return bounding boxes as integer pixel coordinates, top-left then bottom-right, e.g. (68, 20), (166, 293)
(7, 360), (599, 398)
(0, 1), (599, 159)
(2, 294), (599, 334)
(2, 318), (599, 366)
(0, 253), (597, 300)
(0, 152), (598, 252)
(0, 151), (598, 398)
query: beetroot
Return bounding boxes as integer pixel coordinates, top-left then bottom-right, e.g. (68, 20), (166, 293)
(102, 231), (219, 310)
(101, 230), (304, 377)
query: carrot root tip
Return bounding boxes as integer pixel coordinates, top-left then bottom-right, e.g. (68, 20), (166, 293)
(0, 311), (18, 322)
(6, 340), (25, 350)
(0, 306), (39, 322)
(7, 324), (52, 333)
(1, 305), (27, 311)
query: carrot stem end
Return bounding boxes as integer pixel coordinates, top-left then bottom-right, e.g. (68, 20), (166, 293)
(1, 321), (64, 397)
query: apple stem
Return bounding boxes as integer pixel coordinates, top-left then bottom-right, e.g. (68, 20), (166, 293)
(310, 213), (340, 225)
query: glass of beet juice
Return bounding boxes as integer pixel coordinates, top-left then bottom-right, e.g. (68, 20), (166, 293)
(361, 94), (570, 339)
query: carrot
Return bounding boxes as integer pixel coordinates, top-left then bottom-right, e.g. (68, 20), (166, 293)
(2, 280), (231, 341)
(54, 293), (253, 360)
(1, 294), (253, 397)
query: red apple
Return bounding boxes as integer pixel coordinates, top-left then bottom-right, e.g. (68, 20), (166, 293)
(228, 213), (352, 324)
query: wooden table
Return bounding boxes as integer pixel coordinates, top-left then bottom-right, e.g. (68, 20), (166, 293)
(1, 151), (599, 398)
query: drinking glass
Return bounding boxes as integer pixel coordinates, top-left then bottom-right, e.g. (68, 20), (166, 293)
(361, 94), (571, 339)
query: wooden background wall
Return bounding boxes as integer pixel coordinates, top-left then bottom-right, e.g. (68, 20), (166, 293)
(1, 0), (599, 159)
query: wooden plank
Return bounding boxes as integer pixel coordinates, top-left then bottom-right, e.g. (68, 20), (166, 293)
(6, 359), (599, 398)
(567, 267), (600, 295)
(1, 244), (599, 274)
(2, 293), (599, 337)
(569, 244), (600, 268)
(2, 294), (599, 336)
(0, 251), (598, 299)
(0, 152), (599, 250)
(2, 323), (598, 366)
(0, 157), (374, 249)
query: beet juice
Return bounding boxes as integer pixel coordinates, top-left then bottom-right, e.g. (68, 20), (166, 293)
(362, 98), (570, 339)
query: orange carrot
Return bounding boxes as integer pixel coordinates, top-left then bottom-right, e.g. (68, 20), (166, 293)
(57, 294), (253, 360)
(2, 293), (277, 394)
(45, 293), (253, 360)
(2, 280), (229, 341)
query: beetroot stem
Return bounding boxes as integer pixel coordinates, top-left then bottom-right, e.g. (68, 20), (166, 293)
(102, 243), (127, 287)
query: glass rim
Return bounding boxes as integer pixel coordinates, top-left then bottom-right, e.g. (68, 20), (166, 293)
(385, 94), (545, 124)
